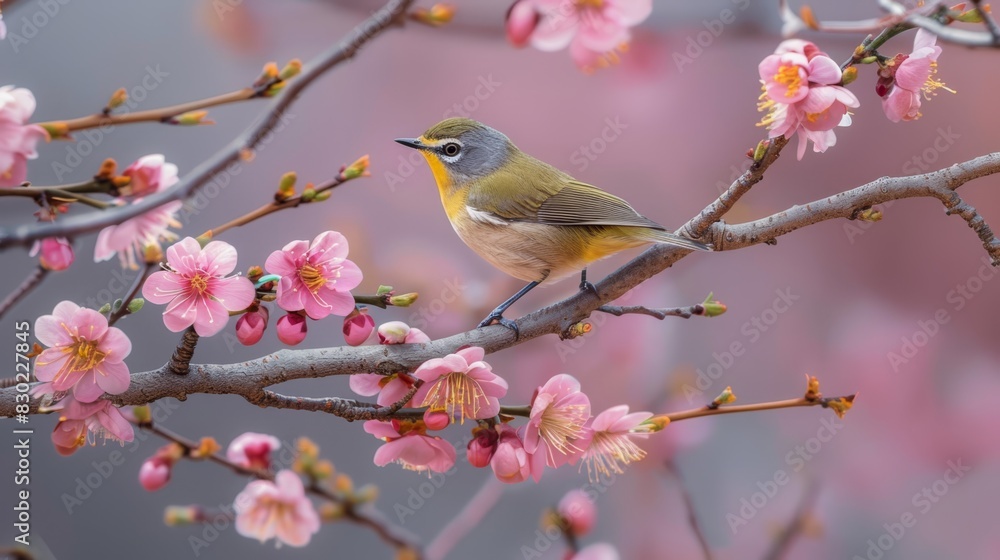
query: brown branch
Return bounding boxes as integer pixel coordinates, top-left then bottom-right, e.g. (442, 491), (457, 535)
(664, 460), (713, 560)
(168, 328), (200, 375)
(761, 482), (821, 560)
(597, 303), (706, 320)
(140, 422), (420, 554)
(250, 385), (420, 421)
(108, 263), (155, 327)
(663, 394), (855, 423)
(0, 0), (416, 249)
(2, 153), (998, 417)
(0, 265), (47, 321)
(971, 0), (1000, 41)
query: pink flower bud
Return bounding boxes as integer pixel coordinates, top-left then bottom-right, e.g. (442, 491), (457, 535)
(490, 425), (531, 483)
(505, 1), (539, 48)
(557, 489), (596, 536)
(377, 321), (411, 344)
(276, 313), (307, 346)
(30, 237), (74, 271)
(467, 427), (499, 468)
(343, 307), (375, 346)
(139, 457), (171, 492)
(423, 409), (450, 431)
(227, 432), (281, 471)
(235, 307), (269, 346)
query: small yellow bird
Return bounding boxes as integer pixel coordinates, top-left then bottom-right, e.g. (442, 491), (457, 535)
(396, 118), (710, 333)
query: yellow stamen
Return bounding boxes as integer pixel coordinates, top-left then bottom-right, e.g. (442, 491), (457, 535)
(922, 60), (956, 98)
(774, 64), (803, 98)
(189, 273), (209, 294)
(539, 403), (588, 460)
(583, 431), (647, 482)
(298, 263), (327, 293)
(419, 372), (487, 424)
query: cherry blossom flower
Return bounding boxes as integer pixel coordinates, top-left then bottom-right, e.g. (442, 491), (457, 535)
(523, 374), (591, 478)
(757, 39), (859, 159)
(34, 301), (132, 403)
(0, 85), (47, 188)
(412, 346), (508, 424)
(142, 237), (255, 337)
(364, 419), (456, 473)
(490, 424), (534, 484)
(139, 457), (172, 491)
(878, 29), (952, 122)
(51, 398), (134, 456)
(349, 323), (430, 406)
(513, 0), (652, 72)
(227, 432), (281, 471)
(467, 426), (500, 468)
(234, 470), (320, 547)
(235, 307), (269, 346)
(265, 231), (362, 320)
(94, 155), (183, 269)
(30, 237), (74, 271)
(275, 313), (308, 345)
(572, 543), (620, 560)
(558, 489), (596, 536)
(342, 307), (375, 346)
(580, 405), (653, 481)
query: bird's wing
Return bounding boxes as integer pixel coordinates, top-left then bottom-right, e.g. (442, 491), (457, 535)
(530, 180), (665, 229)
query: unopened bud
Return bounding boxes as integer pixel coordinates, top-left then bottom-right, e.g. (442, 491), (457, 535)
(389, 292), (419, 307)
(827, 394), (856, 419)
(96, 158), (117, 180)
(701, 292), (727, 317)
(340, 154), (371, 180)
(143, 243), (163, 264)
(353, 483), (379, 504)
(713, 386), (737, 406)
(164, 505), (203, 526)
(805, 374), (821, 400)
(841, 66), (858, 86)
(39, 121), (70, 140)
(171, 110), (213, 126)
(276, 171), (297, 201)
(857, 207), (882, 222)
(279, 59), (303, 81)
(107, 88), (128, 111)
(127, 298), (145, 314)
(643, 415), (671, 432)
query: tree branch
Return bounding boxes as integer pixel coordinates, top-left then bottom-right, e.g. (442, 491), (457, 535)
(0, 265), (47, 321)
(2, 153), (998, 417)
(0, 0), (415, 250)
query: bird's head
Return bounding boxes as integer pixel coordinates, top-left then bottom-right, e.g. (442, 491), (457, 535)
(395, 118), (514, 186)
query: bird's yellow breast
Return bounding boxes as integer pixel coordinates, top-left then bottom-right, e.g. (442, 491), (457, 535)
(416, 142), (467, 222)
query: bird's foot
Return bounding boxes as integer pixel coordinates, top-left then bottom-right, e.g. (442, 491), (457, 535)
(579, 280), (599, 298)
(478, 311), (520, 338)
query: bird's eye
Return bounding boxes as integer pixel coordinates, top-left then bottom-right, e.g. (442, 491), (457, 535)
(442, 142), (461, 157)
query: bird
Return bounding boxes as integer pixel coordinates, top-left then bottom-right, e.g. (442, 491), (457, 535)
(395, 117), (710, 335)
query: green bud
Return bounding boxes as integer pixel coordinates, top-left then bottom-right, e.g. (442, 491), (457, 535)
(752, 139), (769, 163)
(388, 292), (419, 307)
(713, 386), (737, 406)
(376, 285), (394, 296)
(127, 298), (145, 314)
(97, 302), (112, 314)
(701, 292), (727, 317)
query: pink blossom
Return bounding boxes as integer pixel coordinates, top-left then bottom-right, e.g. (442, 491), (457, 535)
(142, 237), (255, 337)
(30, 237), (74, 271)
(265, 231), (362, 320)
(34, 301), (132, 403)
(227, 432), (281, 471)
(490, 424), (533, 484)
(523, 374), (591, 478)
(412, 346), (508, 424)
(467, 426), (499, 468)
(52, 398), (134, 455)
(234, 470), (320, 547)
(349, 324), (430, 406)
(94, 155), (182, 269)
(235, 307), (269, 346)
(758, 39), (859, 159)
(580, 404), (652, 480)
(878, 30), (951, 122)
(572, 543), (620, 560)
(139, 457), (172, 491)
(506, 1), (540, 47)
(526, 0), (652, 71)
(423, 409), (450, 431)
(275, 313), (308, 346)
(120, 154), (178, 197)
(0, 86), (47, 188)
(342, 307), (375, 346)
(558, 489), (597, 536)
(364, 419), (456, 473)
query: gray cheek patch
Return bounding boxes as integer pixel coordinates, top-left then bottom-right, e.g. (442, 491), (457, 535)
(454, 128), (509, 177)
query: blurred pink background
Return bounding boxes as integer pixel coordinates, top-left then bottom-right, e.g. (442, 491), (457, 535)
(2, 0), (1000, 558)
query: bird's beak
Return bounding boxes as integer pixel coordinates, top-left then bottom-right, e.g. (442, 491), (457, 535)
(394, 137), (425, 150)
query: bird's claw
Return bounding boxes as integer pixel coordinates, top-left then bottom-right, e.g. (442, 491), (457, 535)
(579, 280), (599, 297)
(478, 312), (520, 338)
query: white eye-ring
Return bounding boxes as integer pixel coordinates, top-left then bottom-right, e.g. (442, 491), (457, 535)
(442, 142), (461, 157)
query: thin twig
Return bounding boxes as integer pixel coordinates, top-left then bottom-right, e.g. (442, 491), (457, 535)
(0, 265), (47, 321)
(760, 481), (820, 560)
(108, 263), (155, 327)
(971, 0), (1000, 41)
(663, 395), (855, 423)
(597, 304), (706, 320)
(664, 460), (713, 560)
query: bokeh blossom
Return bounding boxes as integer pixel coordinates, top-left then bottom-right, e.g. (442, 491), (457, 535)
(30, 237), (74, 271)
(572, 543), (620, 560)
(412, 346), (508, 423)
(94, 155), (183, 269)
(506, 0), (652, 72)
(877, 29), (952, 122)
(34, 301), (132, 403)
(523, 374), (591, 478)
(234, 470), (320, 547)
(364, 419), (456, 473)
(265, 230), (362, 320)
(758, 39), (859, 159)
(0, 85), (46, 188)
(558, 489), (597, 536)
(227, 432), (281, 471)
(139, 457), (172, 492)
(143, 237), (255, 337)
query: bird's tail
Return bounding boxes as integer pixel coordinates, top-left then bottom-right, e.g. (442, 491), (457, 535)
(638, 229), (713, 252)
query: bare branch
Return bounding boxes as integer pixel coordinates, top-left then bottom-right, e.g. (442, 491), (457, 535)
(0, 265), (47, 321)
(598, 304), (707, 320)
